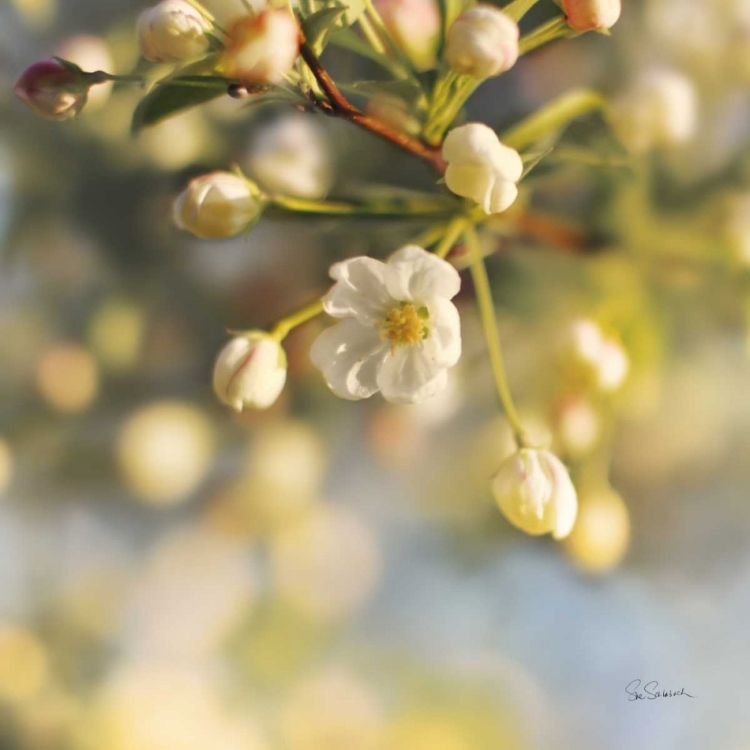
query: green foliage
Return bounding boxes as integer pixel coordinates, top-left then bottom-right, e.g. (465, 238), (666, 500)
(131, 75), (231, 134)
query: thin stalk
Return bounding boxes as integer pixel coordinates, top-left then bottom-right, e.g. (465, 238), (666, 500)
(518, 16), (569, 55)
(434, 216), (469, 259)
(270, 194), (457, 217)
(358, 12), (388, 55)
(503, 0), (540, 22)
(272, 299), (325, 340)
(501, 89), (606, 150)
(464, 225), (529, 447)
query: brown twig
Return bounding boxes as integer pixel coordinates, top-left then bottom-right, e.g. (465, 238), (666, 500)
(299, 41), (446, 173)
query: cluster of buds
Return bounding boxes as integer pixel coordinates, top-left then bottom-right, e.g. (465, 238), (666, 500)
(11, 0), (637, 549)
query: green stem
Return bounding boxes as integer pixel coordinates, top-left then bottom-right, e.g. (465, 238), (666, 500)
(270, 194), (456, 217)
(464, 225), (528, 447)
(423, 74), (477, 145)
(272, 300), (325, 341)
(434, 216), (469, 259)
(518, 16), (570, 55)
(501, 88), (606, 150)
(503, 0), (540, 22)
(358, 12), (388, 55)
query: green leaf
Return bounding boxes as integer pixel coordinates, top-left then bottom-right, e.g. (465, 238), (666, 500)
(131, 75), (231, 134)
(327, 28), (398, 72)
(346, 79), (423, 103)
(302, 6), (348, 53)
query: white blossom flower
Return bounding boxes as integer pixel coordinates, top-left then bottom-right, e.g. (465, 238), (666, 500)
(445, 5), (519, 79)
(608, 68), (698, 154)
(492, 448), (578, 539)
(224, 10), (300, 84)
(310, 246), (462, 404)
(442, 123), (523, 214)
(554, 0), (621, 32)
(137, 0), (211, 63)
(213, 334), (287, 411)
(173, 171), (263, 239)
(247, 115), (332, 199)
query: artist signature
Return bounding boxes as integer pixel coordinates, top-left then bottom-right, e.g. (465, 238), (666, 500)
(625, 680), (695, 701)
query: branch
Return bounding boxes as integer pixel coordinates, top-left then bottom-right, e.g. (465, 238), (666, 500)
(299, 41), (446, 173)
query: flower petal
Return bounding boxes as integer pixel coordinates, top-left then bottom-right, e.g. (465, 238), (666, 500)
(423, 297), (462, 368)
(322, 256), (393, 323)
(310, 318), (388, 400)
(444, 163), (493, 206)
(485, 178), (518, 215)
(376, 346), (447, 404)
(385, 245), (461, 302)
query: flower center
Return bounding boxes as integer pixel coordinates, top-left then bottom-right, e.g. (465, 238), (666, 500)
(379, 303), (429, 351)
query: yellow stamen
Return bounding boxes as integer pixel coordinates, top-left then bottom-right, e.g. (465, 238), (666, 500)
(379, 303), (428, 352)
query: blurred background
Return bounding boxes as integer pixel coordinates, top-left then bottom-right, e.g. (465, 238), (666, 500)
(2, 0), (750, 748)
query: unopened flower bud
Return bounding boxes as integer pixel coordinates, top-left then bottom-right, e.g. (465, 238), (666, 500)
(137, 0), (211, 63)
(56, 35), (114, 111)
(173, 171), (263, 239)
(608, 68), (698, 154)
(14, 59), (89, 121)
(247, 115), (332, 199)
(554, 0), (621, 33)
(445, 5), (519, 79)
(492, 448), (578, 539)
(213, 334), (287, 411)
(223, 10), (300, 84)
(373, 0), (441, 71)
(442, 123), (523, 214)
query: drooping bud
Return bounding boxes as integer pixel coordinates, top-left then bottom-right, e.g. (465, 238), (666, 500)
(213, 334), (287, 411)
(137, 0), (211, 63)
(608, 68), (698, 154)
(373, 0), (441, 71)
(445, 5), (519, 79)
(554, 0), (621, 33)
(223, 10), (300, 84)
(14, 59), (89, 121)
(442, 123), (523, 214)
(492, 448), (578, 539)
(173, 171), (263, 239)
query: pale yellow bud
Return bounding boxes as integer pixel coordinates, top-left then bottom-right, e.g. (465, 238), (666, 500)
(173, 172), (263, 239)
(445, 5), (519, 79)
(137, 0), (211, 63)
(492, 448), (578, 539)
(213, 334), (287, 411)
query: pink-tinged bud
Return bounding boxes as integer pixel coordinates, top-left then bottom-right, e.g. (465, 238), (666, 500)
(555, 0), (621, 32)
(213, 334), (287, 411)
(373, 0), (441, 71)
(224, 10), (300, 84)
(14, 59), (88, 121)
